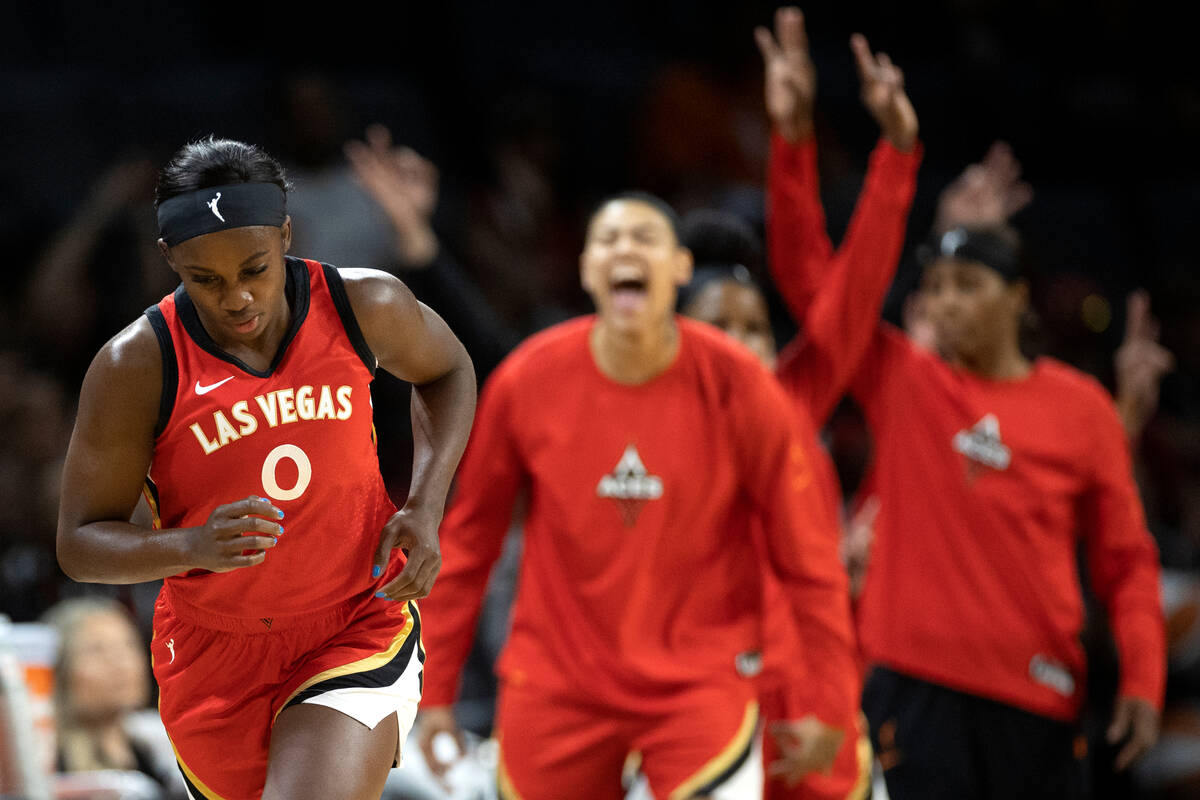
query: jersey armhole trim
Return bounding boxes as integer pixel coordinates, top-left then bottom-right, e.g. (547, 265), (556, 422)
(144, 305), (178, 439)
(322, 263), (378, 375)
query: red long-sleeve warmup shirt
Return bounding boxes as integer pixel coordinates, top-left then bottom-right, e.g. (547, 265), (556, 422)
(420, 316), (858, 728)
(768, 134), (1165, 721)
(759, 133), (922, 691)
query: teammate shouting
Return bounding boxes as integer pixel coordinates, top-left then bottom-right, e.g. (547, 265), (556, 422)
(417, 189), (859, 798)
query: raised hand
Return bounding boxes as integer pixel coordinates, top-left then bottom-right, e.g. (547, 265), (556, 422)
(372, 504), (443, 603)
(754, 7), (817, 143)
(934, 141), (1034, 233)
(188, 496), (284, 573)
(768, 714), (846, 785)
(849, 33), (918, 153)
(1115, 290), (1174, 441)
(345, 124), (440, 267)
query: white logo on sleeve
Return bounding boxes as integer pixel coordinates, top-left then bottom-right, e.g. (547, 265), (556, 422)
(597, 444), (663, 526)
(952, 413), (1011, 472)
(166, 638), (176, 664)
(194, 376), (234, 395)
(207, 191), (225, 222)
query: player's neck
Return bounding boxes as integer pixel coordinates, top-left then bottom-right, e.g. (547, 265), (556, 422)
(590, 317), (680, 385)
(955, 335), (1030, 380)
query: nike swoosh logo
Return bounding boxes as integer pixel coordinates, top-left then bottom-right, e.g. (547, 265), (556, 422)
(194, 376), (234, 395)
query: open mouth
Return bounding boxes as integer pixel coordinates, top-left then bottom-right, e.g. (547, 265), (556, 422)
(608, 262), (649, 315)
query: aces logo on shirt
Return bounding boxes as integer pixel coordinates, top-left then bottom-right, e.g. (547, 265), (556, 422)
(597, 444), (663, 526)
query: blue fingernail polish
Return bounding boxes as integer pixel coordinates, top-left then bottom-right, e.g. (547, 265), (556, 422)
(375, 591), (386, 598)
(276, 509), (284, 519)
(372, 565), (382, 579)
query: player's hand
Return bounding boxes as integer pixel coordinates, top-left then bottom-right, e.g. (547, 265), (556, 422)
(188, 496), (283, 573)
(373, 504), (442, 602)
(768, 715), (845, 785)
(849, 33), (918, 153)
(1108, 695), (1161, 771)
(934, 141), (1033, 233)
(345, 124), (440, 267)
(754, 7), (816, 143)
(417, 705), (468, 781)
(1115, 290), (1174, 441)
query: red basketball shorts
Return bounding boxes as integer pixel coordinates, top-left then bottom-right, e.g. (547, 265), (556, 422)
(495, 679), (762, 800)
(151, 586), (423, 800)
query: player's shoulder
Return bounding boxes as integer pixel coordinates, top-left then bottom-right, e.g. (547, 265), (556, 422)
(1035, 357), (1111, 401)
(321, 262), (408, 308)
(1034, 356), (1120, 421)
(97, 316), (161, 375)
(81, 316), (162, 404)
(495, 316), (594, 376)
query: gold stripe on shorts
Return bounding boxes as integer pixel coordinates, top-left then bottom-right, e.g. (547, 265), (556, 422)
(496, 736), (527, 800)
(272, 601), (417, 723)
(669, 700), (759, 799)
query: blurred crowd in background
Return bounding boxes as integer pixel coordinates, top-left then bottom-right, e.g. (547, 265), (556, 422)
(1, 1), (1198, 797)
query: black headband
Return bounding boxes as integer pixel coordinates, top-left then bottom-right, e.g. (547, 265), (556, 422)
(918, 226), (1021, 281)
(157, 183), (286, 247)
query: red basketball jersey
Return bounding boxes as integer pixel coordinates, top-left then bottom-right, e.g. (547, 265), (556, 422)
(144, 257), (398, 622)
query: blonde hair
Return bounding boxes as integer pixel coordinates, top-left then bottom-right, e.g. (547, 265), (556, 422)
(40, 596), (144, 772)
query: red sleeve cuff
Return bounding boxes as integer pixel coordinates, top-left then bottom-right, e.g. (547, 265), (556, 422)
(770, 129), (818, 174)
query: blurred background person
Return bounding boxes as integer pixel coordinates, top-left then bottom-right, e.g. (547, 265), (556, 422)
(41, 596), (182, 798)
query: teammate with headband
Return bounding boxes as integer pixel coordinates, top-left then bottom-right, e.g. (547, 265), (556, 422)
(769, 55), (1166, 798)
(56, 135), (477, 800)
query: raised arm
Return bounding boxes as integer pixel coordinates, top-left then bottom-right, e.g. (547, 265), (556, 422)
(57, 321), (283, 583)
(757, 8), (832, 320)
(774, 32), (921, 425)
(338, 269), (477, 603)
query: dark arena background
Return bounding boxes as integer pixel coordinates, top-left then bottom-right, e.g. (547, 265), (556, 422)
(1, 1), (1198, 798)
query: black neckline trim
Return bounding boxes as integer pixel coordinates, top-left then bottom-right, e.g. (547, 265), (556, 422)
(174, 256), (310, 378)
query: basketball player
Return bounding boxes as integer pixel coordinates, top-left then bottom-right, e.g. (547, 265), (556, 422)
(416, 189), (860, 799)
(771, 131), (1166, 798)
(56, 136), (477, 800)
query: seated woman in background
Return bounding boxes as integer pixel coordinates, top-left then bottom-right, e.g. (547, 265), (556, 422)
(42, 597), (179, 796)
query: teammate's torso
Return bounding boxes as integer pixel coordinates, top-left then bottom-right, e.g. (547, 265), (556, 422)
(497, 317), (771, 694)
(861, 339), (1110, 717)
(146, 257), (397, 621)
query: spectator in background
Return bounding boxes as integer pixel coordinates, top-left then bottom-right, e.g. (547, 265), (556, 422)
(41, 597), (181, 797)
(20, 156), (171, 387)
(273, 72), (516, 500)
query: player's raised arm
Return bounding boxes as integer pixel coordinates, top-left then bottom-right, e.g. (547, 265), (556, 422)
(759, 7), (833, 321)
(774, 30), (922, 424)
(57, 320), (283, 583)
(338, 268), (477, 603)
